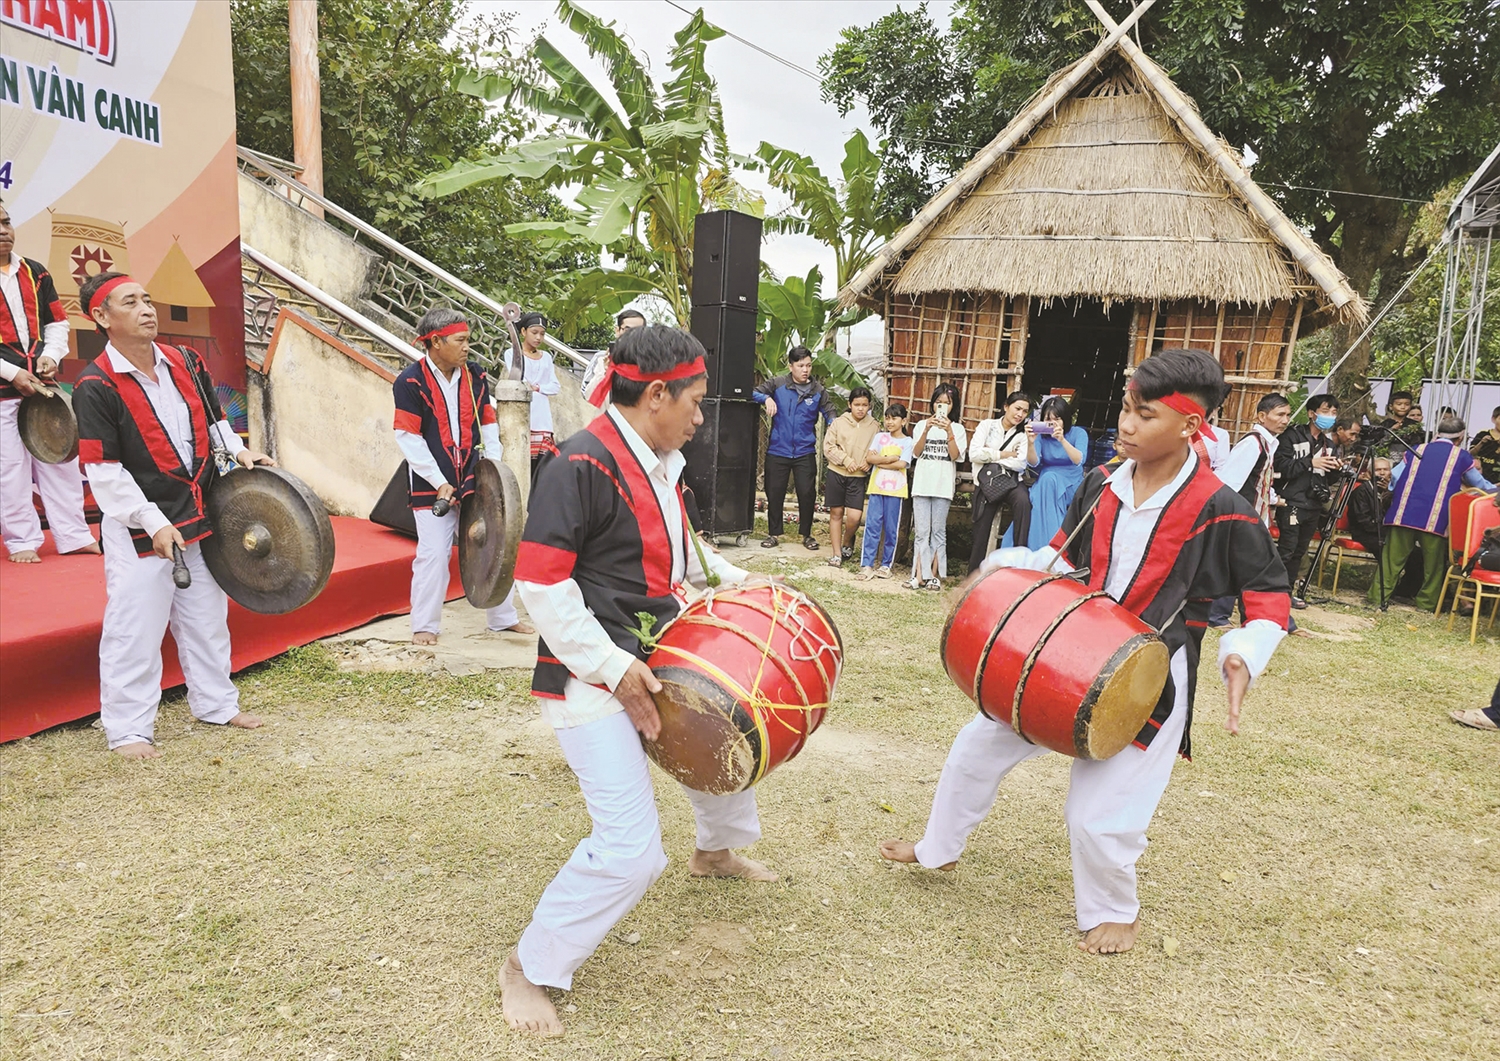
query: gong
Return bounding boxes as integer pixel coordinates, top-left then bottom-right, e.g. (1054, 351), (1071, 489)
(459, 456), (523, 608)
(200, 466), (336, 614)
(17, 387), (79, 464)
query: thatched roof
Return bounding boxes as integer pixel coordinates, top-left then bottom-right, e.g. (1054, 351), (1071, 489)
(841, 42), (1367, 325)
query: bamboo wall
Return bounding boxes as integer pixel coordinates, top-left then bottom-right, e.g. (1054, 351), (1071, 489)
(1130, 299), (1304, 440)
(882, 290), (1305, 442)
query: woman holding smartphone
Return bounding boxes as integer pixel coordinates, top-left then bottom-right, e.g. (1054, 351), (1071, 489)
(907, 384), (967, 589)
(1023, 396), (1090, 550)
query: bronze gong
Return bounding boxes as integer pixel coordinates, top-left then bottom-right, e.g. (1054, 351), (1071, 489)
(200, 466), (336, 614)
(17, 387), (80, 464)
(459, 456), (523, 608)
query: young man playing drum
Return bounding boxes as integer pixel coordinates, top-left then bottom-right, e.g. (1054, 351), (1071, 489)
(71, 272), (274, 759)
(504, 325), (772, 1037)
(882, 349), (1289, 956)
(392, 306), (532, 644)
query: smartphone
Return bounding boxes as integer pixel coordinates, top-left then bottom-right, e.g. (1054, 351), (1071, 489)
(1031, 422), (1055, 437)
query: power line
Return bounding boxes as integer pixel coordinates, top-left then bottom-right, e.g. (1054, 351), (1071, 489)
(1261, 182), (1431, 205)
(662, 0), (821, 81)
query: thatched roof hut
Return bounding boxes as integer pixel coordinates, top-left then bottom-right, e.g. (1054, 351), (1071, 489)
(840, 35), (1367, 440)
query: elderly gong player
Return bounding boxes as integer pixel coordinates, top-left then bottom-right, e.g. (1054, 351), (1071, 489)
(883, 349), (1290, 956)
(501, 325), (783, 1038)
(70, 272), (276, 759)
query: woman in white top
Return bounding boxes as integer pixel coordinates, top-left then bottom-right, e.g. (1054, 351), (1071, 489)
(907, 384), (968, 589)
(517, 312), (562, 477)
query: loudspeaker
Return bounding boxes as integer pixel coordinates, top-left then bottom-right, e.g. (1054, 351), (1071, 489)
(682, 399), (758, 538)
(688, 303), (757, 400)
(692, 210), (762, 309)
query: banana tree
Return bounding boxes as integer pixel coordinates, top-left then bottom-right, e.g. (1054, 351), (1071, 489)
(415, 0), (762, 334)
(757, 265), (870, 403)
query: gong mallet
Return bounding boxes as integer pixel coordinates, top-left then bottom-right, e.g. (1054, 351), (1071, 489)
(431, 495), (452, 517)
(171, 543), (192, 588)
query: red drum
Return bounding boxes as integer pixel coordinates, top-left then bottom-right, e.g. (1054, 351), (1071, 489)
(941, 568), (1169, 759)
(644, 582), (842, 794)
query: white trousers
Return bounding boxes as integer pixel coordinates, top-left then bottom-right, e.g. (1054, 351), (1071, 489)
(912, 495), (953, 579)
(0, 397), (94, 554)
(410, 506), (518, 634)
(915, 651), (1190, 931)
(516, 710), (761, 990)
(98, 517), (240, 749)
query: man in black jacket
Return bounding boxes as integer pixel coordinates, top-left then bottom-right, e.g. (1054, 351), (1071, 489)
(1272, 394), (1343, 606)
(1346, 456), (1392, 557)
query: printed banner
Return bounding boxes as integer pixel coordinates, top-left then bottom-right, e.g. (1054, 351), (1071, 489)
(0, 0), (244, 396)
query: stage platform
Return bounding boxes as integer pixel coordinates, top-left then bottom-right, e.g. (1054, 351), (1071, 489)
(0, 517), (459, 743)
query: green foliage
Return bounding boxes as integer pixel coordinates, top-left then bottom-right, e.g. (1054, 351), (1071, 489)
(418, 0), (763, 337)
(821, 1), (1500, 395)
(230, 0), (589, 311)
(755, 266), (869, 402)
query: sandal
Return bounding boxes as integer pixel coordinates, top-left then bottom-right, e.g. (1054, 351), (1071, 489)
(876, 566), (893, 579)
(857, 567), (876, 581)
(1450, 709), (1499, 731)
(924, 578), (942, 591)
(827, 555), (844, 568)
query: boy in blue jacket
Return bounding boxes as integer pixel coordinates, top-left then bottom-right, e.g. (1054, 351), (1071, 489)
(755, 345), (835, 550)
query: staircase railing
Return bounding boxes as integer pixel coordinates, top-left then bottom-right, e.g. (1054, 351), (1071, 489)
(242, 244), (422, 365)
(237, 146), (590, 375)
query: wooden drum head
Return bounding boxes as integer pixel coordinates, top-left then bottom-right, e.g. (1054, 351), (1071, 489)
(1075, 634), (1170, 759)
(645, 666), (761, 795)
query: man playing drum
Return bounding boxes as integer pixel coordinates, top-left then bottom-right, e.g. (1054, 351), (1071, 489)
(392, 306), (533, 644)
(882, 349), (1290, 955)
(502, 325), (773, 1037)
(71, 272), (273, 758)
(0, 202), (97, 563)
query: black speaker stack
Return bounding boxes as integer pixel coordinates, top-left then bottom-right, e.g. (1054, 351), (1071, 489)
(684, 210), (762, 542)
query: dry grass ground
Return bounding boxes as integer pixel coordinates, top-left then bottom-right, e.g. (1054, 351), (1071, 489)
(3, 551), (1498, 1061)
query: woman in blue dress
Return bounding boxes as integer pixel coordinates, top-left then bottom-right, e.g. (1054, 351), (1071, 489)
(1023, 396), (1089, 551)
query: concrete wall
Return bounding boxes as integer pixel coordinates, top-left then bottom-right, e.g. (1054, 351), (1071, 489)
(238, 173), (378, 307)
(549, 363), (597, 442)
(259, 310), (404, 518)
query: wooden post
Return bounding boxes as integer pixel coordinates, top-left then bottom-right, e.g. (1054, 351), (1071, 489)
(1283, 298), (1304, 385)
(289, 0), (325, 218)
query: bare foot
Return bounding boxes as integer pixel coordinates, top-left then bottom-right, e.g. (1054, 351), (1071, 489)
(7, 549), (40, 563)
(412, 631), (438, 645)
(64, 542), (102, 555)
(689, 848), (779, 882)
(878, 839), (956, 871)
(113, 742), (160, 759)
(502, 619), (536, 635)
(1290, 628), (1315, 638)
(1078, 919), (1140, 955)
(228, 712), (264, 729)
(500, 950), (562, 1037)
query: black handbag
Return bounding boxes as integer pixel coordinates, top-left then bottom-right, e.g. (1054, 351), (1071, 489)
(976, 462), (1016, 503)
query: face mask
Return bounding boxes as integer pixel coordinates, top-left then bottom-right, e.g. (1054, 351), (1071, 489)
(934, 403), (952, 419)
(1314, 413), (1337, 430)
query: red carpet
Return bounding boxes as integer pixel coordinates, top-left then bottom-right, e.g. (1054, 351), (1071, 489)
(0, 517), (460, 743)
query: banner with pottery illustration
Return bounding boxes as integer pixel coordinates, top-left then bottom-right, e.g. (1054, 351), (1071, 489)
(0, 1), (244, 419)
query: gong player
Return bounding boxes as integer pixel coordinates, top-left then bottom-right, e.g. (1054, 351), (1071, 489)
(71, 272), (274, 759)
(882, 349), (1290, 956)
(0, 201), (97, 562)
(501, 325), (771, 1038)
(393, 306), (533, 643)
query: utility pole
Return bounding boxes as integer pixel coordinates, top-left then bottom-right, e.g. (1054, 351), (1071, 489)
(288, 0), (324, 218)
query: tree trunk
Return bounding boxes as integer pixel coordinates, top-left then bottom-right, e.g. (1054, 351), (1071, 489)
(1324, 204), (1415, 417)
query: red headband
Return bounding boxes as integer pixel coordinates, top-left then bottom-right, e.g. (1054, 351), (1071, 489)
(86, 275), (140, 314)
(1130, 385), (1219, 442)
(588, 356), (707, 407)
(418, 321), (469, 344)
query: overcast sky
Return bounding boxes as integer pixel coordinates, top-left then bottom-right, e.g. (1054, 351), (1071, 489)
(468, 1), (956, 350)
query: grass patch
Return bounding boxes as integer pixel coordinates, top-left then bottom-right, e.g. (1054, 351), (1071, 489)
(3, 550), (1497, 1060)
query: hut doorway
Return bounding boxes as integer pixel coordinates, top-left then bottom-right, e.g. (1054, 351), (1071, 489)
(1021, 298), (1132, 434)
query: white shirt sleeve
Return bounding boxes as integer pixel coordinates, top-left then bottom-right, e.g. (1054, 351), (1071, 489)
(516, 578), (637, 691)
(996, 430), (1028, 472)
(980, 545), (1071, 575)
(40, 321), (69, 364)
(480, 421), (501, 457)
(211, 420), (246, 458)
(686, 534), (749, 589)
(394, 429), (449, 488)
(0, 359), (18, 382)
(85, 462), (172, 538)
(1217, 436), (1261, 493)
(951, 422), (968, 462)
(538, 358), (561, 397)
(969, 421), (996, 465)
(1218, 619), (1286, 686)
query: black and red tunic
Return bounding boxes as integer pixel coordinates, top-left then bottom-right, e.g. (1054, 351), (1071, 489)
(72, 344), (226, 557)
(514, 412), (691, 699)
(1050, 458), (1291, 757)
(0, 256), (66, 401)
(392, 358), (496, 508)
